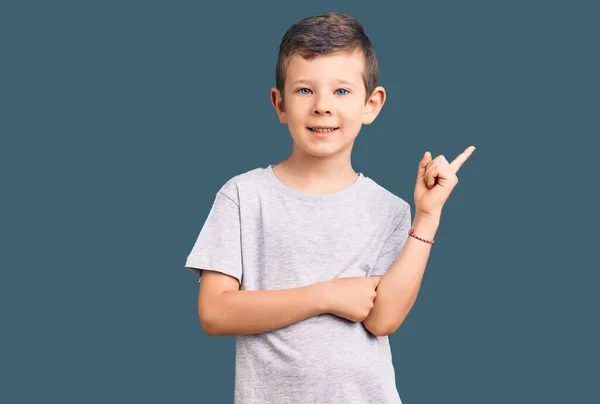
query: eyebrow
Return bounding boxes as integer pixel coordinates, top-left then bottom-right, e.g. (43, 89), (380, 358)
(290, 79), (357, 87)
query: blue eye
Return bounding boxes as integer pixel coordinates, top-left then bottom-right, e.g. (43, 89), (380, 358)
(296, 88), (350, 95)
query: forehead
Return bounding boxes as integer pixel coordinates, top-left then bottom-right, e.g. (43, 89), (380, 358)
(285, 50), (364, 86)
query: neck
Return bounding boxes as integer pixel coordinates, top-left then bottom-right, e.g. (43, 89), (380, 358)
(272, 142), (359, 195)
(281, 142), (357, 181)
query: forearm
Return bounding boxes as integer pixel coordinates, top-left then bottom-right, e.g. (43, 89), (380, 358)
(204, 283), (329, 336)
(364, 213), (440, 335)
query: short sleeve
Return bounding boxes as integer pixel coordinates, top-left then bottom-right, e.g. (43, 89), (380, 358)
(370, 203), (412, 277)
(184, 191), (243, 286)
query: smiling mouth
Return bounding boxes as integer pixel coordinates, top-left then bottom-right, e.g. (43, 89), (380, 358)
(308, 127), (339, 133)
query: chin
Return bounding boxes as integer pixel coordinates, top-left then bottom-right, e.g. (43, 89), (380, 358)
(288, 126), (357, 156)
(293, 139), (355, 158)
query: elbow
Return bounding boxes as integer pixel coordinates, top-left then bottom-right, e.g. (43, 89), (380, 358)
(198, 305), (223, 336)
(364, 317), (403, 337)
(371, 324), (392, 337)
(198, 289), (228, 336)
(372, 304), (414, 336)
(199, 316), (216, 336)
(372, 324), (400, 337)
(199, 313), (224, 336)
(198, 310), (213, 335)
(363, 317), (391, 337)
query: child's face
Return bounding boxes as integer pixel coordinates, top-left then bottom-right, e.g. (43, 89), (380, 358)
(271, 49), (385, 158)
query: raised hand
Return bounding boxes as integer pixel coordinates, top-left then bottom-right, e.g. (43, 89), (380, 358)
(414, 146), (476, 217)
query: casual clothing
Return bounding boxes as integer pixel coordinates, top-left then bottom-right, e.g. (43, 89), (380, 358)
(185, 164), (411, 404)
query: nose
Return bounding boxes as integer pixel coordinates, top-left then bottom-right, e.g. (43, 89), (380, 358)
(312, 93), (332, 115)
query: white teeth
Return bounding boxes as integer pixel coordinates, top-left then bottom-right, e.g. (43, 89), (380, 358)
(311, 128), (337, 133)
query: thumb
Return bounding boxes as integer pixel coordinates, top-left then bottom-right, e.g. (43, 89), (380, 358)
(417, 151), (432, 180)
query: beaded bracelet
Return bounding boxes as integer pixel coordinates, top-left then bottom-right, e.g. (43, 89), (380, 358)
(408, 228), (434, 244)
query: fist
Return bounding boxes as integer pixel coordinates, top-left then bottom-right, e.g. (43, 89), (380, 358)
(324, 276), (382, 322)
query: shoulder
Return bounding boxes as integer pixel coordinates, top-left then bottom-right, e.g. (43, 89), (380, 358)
(215, 165), (271, 204)
(361, 175), (411, 218)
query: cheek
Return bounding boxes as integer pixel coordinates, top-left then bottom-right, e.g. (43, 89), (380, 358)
(286, 103), (307, 123)
(341, 105), (364, 126)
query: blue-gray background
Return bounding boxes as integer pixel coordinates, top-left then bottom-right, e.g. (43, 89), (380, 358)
(1, 0), (597, 403)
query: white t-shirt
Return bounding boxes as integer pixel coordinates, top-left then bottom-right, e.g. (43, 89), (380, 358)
(185, 164), (411, 404)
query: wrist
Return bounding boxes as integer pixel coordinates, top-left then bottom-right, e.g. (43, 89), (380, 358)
(311, 281), (332, 314)
(415, 209), (442, 221)
(411, 212), (440, 241)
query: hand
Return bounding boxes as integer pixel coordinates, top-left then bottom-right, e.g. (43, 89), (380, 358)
(323, 276), (382, 322)
(414, 146), (476, 217)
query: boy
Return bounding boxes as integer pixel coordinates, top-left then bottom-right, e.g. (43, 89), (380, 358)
(185, 12), (475, 404)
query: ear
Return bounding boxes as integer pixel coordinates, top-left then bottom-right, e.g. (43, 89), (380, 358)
(270, 87), (287, 124)
(362, 86), (386, 125)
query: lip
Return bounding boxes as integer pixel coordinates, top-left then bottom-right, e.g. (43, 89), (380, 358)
(307, 127), (339, 137)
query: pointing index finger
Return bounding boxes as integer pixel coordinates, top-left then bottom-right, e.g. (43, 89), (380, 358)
(450, 146), (476, 173)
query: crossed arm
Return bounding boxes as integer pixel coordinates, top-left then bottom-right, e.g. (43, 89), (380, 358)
(197, 213), (439, 337)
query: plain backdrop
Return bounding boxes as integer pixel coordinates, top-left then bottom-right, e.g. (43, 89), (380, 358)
(1, 1), (598, 403)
